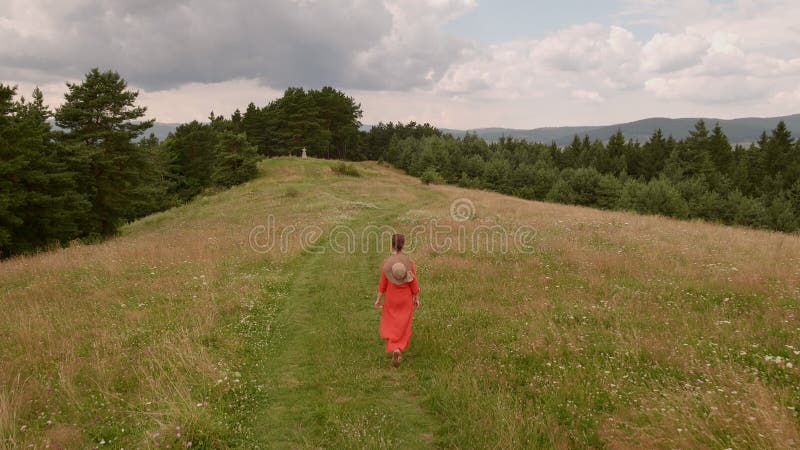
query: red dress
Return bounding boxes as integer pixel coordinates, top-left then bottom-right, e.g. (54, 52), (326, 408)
(378, 257), (419, 352)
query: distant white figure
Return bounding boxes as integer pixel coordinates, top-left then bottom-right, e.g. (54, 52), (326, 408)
(301, 147), (307, 159)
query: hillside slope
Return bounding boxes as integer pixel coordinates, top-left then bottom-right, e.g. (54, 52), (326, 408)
(2, 158), (800, 448)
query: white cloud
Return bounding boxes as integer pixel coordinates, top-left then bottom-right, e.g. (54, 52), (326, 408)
(641, 32), (708, 72)
(571, 89), (604, 103)
(644, 75), (769, 103)
(352, 0), (475, 90)
(436, 24), (642, 101)
(139, 80), (284, 123)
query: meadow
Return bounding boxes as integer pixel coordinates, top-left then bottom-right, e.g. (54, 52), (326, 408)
(1, 157), (799, 448)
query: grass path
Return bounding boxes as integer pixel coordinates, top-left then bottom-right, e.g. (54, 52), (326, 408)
(247, 196), (440, 447)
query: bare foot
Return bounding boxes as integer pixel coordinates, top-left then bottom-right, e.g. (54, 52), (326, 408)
(392, 349), (402, 368)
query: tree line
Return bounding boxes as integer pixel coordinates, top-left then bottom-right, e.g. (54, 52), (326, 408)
(359, 120), (800, 232)
(0, 69), (169, 256)
(0, 69), (363, 257)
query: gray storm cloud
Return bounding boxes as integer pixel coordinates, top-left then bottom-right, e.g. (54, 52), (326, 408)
(0, 0), (470, 90)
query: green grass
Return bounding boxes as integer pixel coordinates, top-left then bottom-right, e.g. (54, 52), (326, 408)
(2, 157), (800, 448)
(331, 162), (362, 177)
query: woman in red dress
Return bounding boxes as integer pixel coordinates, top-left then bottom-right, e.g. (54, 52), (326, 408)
(374, 234), (420, 367)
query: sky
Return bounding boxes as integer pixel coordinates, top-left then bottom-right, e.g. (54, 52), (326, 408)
(1, 0), (799, 129)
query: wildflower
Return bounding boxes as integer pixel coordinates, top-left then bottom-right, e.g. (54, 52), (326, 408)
(20, 425), (27, 431)
(187, 442), (192, 448)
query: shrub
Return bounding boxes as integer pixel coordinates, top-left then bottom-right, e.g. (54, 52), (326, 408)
(458, 171), (481, 189)
(767, 194), (799, 232)
(420, 167), (445, 185)
(695, 191), (728, 222)
(563, 167), (602, 206)
(617, 179), (646, 210)
(546, 179), (578, 204)
(635, 178), (690, 219)
(213, 132), (261, 188)
(596, 175), (622, 209)
(727, 191), (769, 228)
(332, 162), (361, 177)
(513, 186), (537, 200)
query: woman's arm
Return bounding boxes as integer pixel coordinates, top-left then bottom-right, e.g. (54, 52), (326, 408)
(376, 263), (387, 308)
(410, 260), (420, 308)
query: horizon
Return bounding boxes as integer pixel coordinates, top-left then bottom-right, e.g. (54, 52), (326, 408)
(148, 111), (800, 131)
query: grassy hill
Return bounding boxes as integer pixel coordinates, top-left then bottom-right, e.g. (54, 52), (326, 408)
(2, 158), (800, 448)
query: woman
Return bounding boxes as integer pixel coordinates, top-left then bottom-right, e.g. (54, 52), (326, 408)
(374, 234), (420, 368)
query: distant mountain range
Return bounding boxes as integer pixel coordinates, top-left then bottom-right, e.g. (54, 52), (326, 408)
(140, 114), (800, 146)
(440, 114), (800, 146)
(143, 122), (182, 141)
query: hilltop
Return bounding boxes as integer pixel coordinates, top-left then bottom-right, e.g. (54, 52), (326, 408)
(2, 158), (799, 448)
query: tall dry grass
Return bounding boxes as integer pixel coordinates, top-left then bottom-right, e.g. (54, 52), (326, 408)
(0, 158), (382, 448)
(399, 181), (800, 447)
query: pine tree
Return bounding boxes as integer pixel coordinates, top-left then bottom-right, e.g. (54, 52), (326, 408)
(269, 87), (330, 156)
(764, 121), (794, 192)
(600, 130), (627, 175)
(749, 132), (769, 194)
(639, 129), (668, 180)
(129, 133), (174, 218)
(164, 121), (218, 201)
(0, 85), (90, 256)
(309, 86), (363, 159)
(708, 123), (733, 175)
(562, 135), (583, 169)
(230, 109), (244, 133)
(243, 102), (269, 155)
(213, 132), (261, 187)
(665, 120), (715, 182)
(0, 84), (24, 252)
(54, 68), (154, 237)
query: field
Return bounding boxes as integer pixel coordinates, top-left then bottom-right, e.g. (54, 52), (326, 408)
(2, 157), (800, 449)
